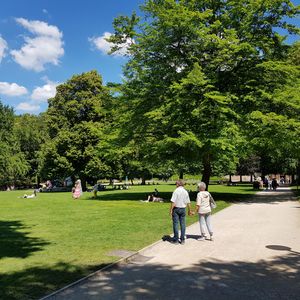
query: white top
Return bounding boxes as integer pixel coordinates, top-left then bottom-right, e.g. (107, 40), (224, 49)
(171, 186), (190, 208)
(197, 191), (212, 214)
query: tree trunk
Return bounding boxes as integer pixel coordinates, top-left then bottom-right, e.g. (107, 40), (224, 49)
(81, 176), (87, 191)
(250, 174), (253, 183)
(141, 177), (146, 185)
(201, 154), (211, 190)
(229, 174), (232, 183)
(240, 175), (242, 183)
(179, 170), (184, 180)
(297, 161), (300, 189)
(71, 175), (76, 187)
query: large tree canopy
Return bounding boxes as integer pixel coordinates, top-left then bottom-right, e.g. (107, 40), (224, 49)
(38, 70), (113, 189)
(108, 0), (300, 187)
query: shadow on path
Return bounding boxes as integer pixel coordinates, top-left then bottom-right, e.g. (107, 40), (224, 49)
(212, 188), (297, 205)
(52, 249), (300, 300)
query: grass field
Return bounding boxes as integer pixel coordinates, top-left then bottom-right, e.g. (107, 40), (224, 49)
(0, 183), (256, 300)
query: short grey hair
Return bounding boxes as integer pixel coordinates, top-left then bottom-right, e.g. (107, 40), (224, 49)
(198, 182), (206, 190)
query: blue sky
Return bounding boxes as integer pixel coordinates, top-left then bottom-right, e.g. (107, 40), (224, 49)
(0, 0), (299, 114)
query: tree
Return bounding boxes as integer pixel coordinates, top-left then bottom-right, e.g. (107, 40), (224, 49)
(38, 71), (112, 190)
(14, 113), (48, 184)
(0, 101), (28, 187)
(243, 37), (300, 178)
(109, 0), (299, 188)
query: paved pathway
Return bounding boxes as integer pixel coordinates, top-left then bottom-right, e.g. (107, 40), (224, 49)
(46, 187), (300, 300)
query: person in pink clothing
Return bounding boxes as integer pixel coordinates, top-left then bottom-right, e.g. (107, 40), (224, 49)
(72, 179), (83, 199)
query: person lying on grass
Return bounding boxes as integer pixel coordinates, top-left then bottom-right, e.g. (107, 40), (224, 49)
(20, 190), (37, 199)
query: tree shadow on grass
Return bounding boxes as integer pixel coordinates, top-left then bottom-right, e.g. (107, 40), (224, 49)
(0, 221), (49, 259)
(50, 249), (300, 300)
(88, 190), (255, 206)
(211, 191), (257, 203)
(0, 262), (110, 300)
(89, 192), (174, 202)
(87, 188), (295, 205)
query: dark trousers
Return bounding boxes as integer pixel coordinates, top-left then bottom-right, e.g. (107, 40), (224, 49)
(172, 207), (186, 241)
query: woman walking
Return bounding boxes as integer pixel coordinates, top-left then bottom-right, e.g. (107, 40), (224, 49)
(195, 182), (216, 241)
(72, 179), (83, 199)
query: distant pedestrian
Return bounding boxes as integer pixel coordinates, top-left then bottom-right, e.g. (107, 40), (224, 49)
(195, 182), (216, 241)
(72, 179), (83, 199)
(268, 177), (272, 190)
(263, 177), (269, 190)
(271, 178), (278, 190)
(169, 180), (192, 245)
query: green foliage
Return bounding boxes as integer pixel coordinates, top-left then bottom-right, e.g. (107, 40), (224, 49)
(243, 40), (300, 175)
(108, 0), (299, 185)
(38, 71), (113, 187)
(0, 102), (29, 186)
(14, 114), (48, 183)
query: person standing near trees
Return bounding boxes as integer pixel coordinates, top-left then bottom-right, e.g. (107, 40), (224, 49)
(72, 179), (83, 199)
(169, 180), (192, 245)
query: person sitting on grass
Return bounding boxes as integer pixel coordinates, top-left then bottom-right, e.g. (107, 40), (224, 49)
(141, 189), (164, 202)
(141, 188), (164, 202)
(147, 188), (159, 201)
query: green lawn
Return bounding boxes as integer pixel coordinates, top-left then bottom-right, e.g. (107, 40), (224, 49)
(290, 185), (300, 199)
(0, 184), (255, 300)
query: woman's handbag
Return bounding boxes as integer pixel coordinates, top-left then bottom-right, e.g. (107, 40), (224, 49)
(209, 194), (217, 209)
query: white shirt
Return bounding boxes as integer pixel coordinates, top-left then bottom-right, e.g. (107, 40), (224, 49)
(197, 191), (212, 214)
(171, 186), (190, 208)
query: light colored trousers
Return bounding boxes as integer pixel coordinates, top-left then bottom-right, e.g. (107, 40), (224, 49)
(198, 213), (213, 236)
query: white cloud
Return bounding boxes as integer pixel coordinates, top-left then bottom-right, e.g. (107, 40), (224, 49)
(89, 32), (133, 57)
(31, 80), (58, 102)
(15, 18), (61, 39)
(0, 36), (8, 62)
(11, 18), (64, 71)
(16, 102), (40, 112)
(0, 82), (28, 96)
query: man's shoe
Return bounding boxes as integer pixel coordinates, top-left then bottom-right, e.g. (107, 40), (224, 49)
(197, 236), (205, 241)
(170, 239), (179, 244)
(180, 239), (185, 245)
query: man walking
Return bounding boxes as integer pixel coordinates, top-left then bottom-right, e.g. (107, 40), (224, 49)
(170, 180), (192, 245)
